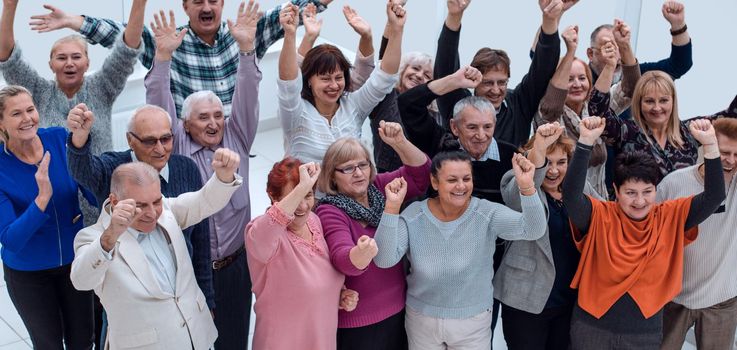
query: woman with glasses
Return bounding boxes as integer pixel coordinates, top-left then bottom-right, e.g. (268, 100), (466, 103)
(315, 121), (430, 350)
(0, 85), (96, 349)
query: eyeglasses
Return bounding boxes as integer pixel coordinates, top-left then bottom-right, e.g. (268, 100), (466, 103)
(128, 132), (173, 147)
(480, 79), (509, 88)
(334, 161), (371, 175)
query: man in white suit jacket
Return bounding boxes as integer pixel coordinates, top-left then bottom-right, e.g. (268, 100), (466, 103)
(71, 148), (243, 349)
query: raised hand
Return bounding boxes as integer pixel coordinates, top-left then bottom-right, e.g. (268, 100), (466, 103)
(102, 198), (143, 251)
(386, 1), (407, 29)
(343, 6), (371, 38)
(279, 3), (299, 36)
(67, 103), (95, 148)
(34, 152), (52, 211)
(227, 0), (262, 52)
(339, 288), (359, 312)
(151, 10), (188, 61)
(533, 122), (565, 151)
(562, 25), (578, 53)
(29, 4), (79, 33)
(384, 177), (408, 208)
(579, 116), (606, 145)
(378, 120), (407, 148)
(561, 0), (580, 12)
(601, 40), (618, 68)
(688, 119), (717, 146)
(512, 153), (536, 195)
(350, 235), (378, 269)
(662, 1), (685, 28)
(451, 66), (482, 89)
(447, 0), (471, 17)
(540, 0), (564, 21)
(613, 19), (631, 48)
(211, 148), (241, 183)
(302, 3), (322, 39)
(297, 162), (321, 190)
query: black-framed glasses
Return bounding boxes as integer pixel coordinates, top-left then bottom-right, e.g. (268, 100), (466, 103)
(128, 132), (173, 147)
(335, 161), (371, 175)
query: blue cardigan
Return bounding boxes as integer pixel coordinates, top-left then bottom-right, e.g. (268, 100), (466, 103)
(0, 127), (94, 271)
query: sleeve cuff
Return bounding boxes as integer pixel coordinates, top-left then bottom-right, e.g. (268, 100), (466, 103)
(538, 29), (560, 46)
(79, 15), (95, 36)
(0, 43), (21, 66)
(266, 205), (294, 227)
(66, 132), (92, 154)
(114, 32), (145, 54)
(277, 71), (303, 94)
(99, 238), (118, 260)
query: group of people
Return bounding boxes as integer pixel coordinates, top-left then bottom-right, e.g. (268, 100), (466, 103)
(0, 0), (736, 349)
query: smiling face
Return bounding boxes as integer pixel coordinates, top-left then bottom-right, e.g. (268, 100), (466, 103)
(0, 93), (39, 144)
(639, 87), (674, 130)
(614, 180), (657, 221)
(399, 62), (432, 93)
(308, 67), (346, 107)
(184, 98), (224, 148)
(432, 160), (473, 210)
(451, 106), (495, 160)
(49, 41), (90, 93)
(112, 180), (164, 234)
(542, 148), (569, 193)
(272, 181), (315, 231)
(183, 0), (223, 40)
(566, 60), (591, 108)
(474, 69), (508, 109)
(127, 109), (173, 172)
(717, 133), (737, 179)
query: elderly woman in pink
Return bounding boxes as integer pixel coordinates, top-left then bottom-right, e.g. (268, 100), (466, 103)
(246, 159), (358, 350)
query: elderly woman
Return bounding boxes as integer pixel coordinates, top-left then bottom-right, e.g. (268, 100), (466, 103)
(494, 124), (603, 350)
(563, 117), (726, 349)
(0, 86), (95, 349)
(0, 0), (144, 155)
(278, 1), (406, 164)
(315, 121), (430, 350)
(535, 22), (640, 198)
(373, 149), (547, 349)
(592, 71), (736, 180)
(246, 159), (359, 350)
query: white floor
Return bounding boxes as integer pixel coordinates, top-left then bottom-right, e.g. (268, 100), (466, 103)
(0, 127), (699, 349)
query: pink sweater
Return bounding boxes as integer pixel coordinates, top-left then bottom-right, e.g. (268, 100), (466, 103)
(316, 159), (431, 328)
(246, 205), (345, 350)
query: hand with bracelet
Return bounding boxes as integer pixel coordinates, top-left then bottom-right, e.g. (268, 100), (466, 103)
(513, 153), (537, 196)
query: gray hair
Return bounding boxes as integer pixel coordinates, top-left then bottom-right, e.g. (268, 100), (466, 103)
(50, 34), (88, 58)
(452, 96), (496, 122)
(110, 162), (160, 198)
(397, 52), (433, 88)
(127, 104), (171, 133)
(590, 24), (614, 48)
(181, 90), (223, 121)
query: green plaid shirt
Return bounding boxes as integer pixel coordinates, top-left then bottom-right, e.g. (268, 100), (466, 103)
(79, 0), (326, 117)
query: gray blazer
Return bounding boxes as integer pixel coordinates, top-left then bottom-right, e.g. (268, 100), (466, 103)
(493, 166), (601, 313)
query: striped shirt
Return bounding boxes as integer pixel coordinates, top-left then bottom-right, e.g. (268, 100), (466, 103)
(657, 165), (737, 309)
(78, 0), (326, 117)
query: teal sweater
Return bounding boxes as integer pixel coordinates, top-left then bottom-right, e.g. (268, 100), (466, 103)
(374, 195), (547, 319)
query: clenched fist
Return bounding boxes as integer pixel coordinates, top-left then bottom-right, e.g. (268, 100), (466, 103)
(212, 148), (241, 183)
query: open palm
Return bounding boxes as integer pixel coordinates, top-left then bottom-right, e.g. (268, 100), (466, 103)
(152, 10), (187, 57)
(228, 0), (262, 50)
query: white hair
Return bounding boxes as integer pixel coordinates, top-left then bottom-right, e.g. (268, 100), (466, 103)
(397, 52), (433, 89)
(50, 34), (88, 58)
(181, 91), (223, 121)
(452, 96), (496, 122)
(126, 104), (171, 133)
(110, 162), (160, 198)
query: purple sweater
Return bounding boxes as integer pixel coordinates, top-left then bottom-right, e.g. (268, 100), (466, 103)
(315, 159), (431, 328)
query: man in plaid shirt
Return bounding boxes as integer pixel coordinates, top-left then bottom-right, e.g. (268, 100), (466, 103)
(31, 0), (332, 117)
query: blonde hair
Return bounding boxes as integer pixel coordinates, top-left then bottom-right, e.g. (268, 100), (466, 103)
(0, 85), (33, 153)
(631, 71), (684, 149)
(50, 35), (89, 58)
(318, 138), (376, 195)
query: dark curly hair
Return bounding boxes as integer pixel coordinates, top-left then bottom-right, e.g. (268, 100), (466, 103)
(613, 150), (661, 188)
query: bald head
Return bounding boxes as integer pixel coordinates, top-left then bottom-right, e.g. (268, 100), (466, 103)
(110, 162), (160, 199)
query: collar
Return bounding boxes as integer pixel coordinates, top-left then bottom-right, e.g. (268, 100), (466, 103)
(495, 100), (508, 115)
(184, 22), (224, 47)
(130, 150), (169, 182)
(461, 138), (500, 162)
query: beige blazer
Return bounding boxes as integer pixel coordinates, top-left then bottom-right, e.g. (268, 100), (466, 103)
(71, 175), (241, 350)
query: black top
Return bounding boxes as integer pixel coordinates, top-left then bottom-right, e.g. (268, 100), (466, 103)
(543, 193), (580, 309)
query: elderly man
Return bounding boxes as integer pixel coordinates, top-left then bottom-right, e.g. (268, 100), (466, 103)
(431, 0), (574, 147)
(66, 103), (214, 309)
(70, 150), (242, 350)
(657, 118), (737, 350)
(144, 4), (259, 349)
(31, 0), (333, 116)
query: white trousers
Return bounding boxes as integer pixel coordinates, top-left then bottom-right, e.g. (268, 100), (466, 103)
(405, 306), (492, 350)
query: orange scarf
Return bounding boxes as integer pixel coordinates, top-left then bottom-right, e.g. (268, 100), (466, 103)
(570, 196), (698, 319)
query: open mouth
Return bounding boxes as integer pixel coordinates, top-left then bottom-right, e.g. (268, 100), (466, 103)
(724, 166), (735, 172)
(19, 124), (35, 131)
(200, 13), (215, 24)
(451, 191), (467, 197)
(324, 90), (341, 99)
(545, 174), (560, 181)
(205, 129), (219, 136)
(294, 211), (306, 217)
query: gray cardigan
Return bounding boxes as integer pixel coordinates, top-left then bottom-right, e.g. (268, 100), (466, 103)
(493, 165), (602, 314)
(0, 35), (141, 155)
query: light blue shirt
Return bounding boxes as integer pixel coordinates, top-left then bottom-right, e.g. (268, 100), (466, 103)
(461, 138), (500, 162)
(131, 226), (178, 295)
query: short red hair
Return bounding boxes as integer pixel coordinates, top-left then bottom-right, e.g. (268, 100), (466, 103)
(266, 157), (302, 201)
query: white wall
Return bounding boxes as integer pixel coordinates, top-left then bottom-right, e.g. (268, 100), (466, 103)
(2, 0), (735, 149)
